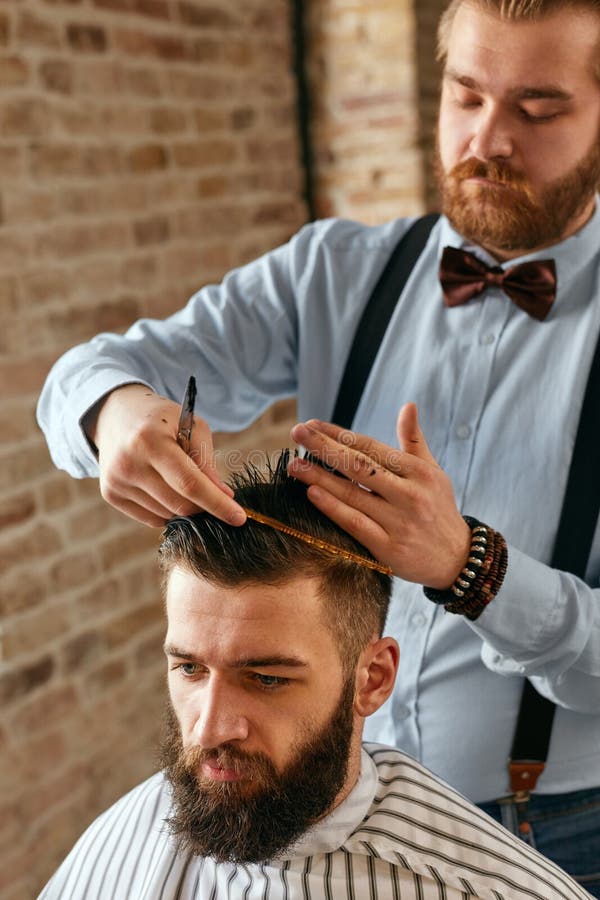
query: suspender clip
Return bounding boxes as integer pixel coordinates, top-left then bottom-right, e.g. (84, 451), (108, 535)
(508, 760), (546, 796)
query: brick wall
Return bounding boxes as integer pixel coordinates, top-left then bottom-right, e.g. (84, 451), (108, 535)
(1, 1), (441, 897)
(305, 0), (424, 224)
(0, 1), (305, 897)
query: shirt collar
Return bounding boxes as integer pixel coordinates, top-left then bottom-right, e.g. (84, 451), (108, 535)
(278, 747), (378, 860)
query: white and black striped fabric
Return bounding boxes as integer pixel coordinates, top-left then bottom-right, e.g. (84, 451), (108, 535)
(38, 744), (592, 899)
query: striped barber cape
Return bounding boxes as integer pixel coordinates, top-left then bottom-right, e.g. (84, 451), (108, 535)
(38, 744), (592, 900)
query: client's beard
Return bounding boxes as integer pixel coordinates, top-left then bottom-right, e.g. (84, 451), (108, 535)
(159, 679), (355, 864)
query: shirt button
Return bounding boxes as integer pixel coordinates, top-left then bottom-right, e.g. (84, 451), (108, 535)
(411, 613), (427, 627)
(396, 706), (411, 720)
(456, 424), (471, 439)
(480, 332), (495, 345)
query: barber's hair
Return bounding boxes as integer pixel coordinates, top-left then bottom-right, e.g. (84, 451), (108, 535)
(437, 0), (600, 75)
(159, 452), (392, 671)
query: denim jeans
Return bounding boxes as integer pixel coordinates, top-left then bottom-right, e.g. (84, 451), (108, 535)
(479, 786), (600, 897)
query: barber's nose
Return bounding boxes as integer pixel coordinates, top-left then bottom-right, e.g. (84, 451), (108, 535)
(469, 106), (513, 161)
(192, 677), (249, 750)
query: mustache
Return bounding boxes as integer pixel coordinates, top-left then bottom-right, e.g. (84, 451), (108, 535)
(449, 157), (532, 192)
(181, 743), (278, 787)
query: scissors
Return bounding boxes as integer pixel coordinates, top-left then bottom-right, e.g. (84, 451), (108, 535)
(176, 375), (197, 455)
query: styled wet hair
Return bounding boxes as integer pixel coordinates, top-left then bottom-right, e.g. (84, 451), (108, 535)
(159, 452), (392, 670)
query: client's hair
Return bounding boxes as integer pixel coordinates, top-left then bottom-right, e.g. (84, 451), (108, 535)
(159, 452), (392, 670)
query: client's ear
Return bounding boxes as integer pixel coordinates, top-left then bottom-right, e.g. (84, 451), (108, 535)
(353, 637), (399, 717)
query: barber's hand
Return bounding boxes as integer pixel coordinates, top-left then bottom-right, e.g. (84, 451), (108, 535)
(288, 403), (470, 588)
(86, 384), (247, 528)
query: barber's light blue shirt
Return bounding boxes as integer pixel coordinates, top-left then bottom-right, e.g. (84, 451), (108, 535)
(38, 203), (600, 802)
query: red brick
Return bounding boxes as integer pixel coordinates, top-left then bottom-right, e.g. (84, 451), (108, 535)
(0, 492), (36, 530)
(223, 41), (252, 67)
(86, 657), (127, 694)
(3, 187), (57, 224)
(250, 7), (288, 30)
(340, 90), (407, 112)
(0, 99), (51, 137)
(17, 11), (61, 49)
(0, 356), (56, 398)
(30, 143), (122, 178)
(39, 58), (73, 93)
(133, 0), (170, 19)
(148, 33), (188, 60)
(189, 37), (220, 63)
(66, 23), (108, 53)
(140, 286), (186, 318)
(46, 297), (139, 345)
(245, 136), (299, 164)
(134, 214), (170, 245)
(172, 138), (237, 168)
(0, 848), (30, 897)
(252, 200), (304, 227)
(174, 202), (245, 238)
(0, 14), (9, 47)
(0, 147), (25, 178)
(60, 630), (106, 671)
(76, 59), (125, 94)
(0, 443), (54, 494)
(70, 256), (122, 299)
(148, 106), (187, 133)
(2, 604), (70, 660)
(39, 474), (73, 512)
(20, 269), (72, 306)
(103, 602), (163, 649)
(167, 70), (230, 100)
(0, 231), (31, 270)
(112, 27), (151, 55)
(0, 275), (18, 316)
(100, 527), (158, 570)
(10, 731), (69, 783)
(124, 66), (162, 97)
(194, 108), (228, 132)
(66, 501), (119, 540)
(0, 523), (62, 581)
(34, 221), (132, 259)
(231, 107), (256, 130)
(121, 253), (160, 289)
(196, 174), (228, 198)
(75, 578), (122, 618)
(50, 551), (100, 593)
(127, 142), (168, 172)
(19, 763), (87, 828)
(178, 2), (235, 29)
(0, 399), (37, 444)
(101, 104), (147, 135)
(0, 655), (54, 706)
(93, 0), (130, 9)
(0, 56), (30, 87)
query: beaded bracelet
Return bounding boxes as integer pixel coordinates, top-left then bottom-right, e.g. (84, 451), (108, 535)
(423, 516), (508, 620)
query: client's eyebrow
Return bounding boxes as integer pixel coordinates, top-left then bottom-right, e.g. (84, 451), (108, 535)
(163, 644), (308, 669)
(444, 68), (572, 102)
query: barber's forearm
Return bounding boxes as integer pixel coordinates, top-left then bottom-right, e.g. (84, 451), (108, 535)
(467, 545), (600, 711)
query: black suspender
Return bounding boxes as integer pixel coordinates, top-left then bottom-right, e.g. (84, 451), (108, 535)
(331, 214), (600, 795)
(509, 297), (600, 794)
(331, 214), (441, 428)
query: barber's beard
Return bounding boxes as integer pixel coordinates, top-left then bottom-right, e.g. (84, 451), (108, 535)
(436, 138), (600, 253)
(159, 680), (356, 864)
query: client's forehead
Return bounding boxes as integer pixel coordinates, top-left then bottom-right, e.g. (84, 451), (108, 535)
(164, 565), (338, 667)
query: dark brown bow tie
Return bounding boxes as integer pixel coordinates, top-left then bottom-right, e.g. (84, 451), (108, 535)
(439, 246), (557, 321)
